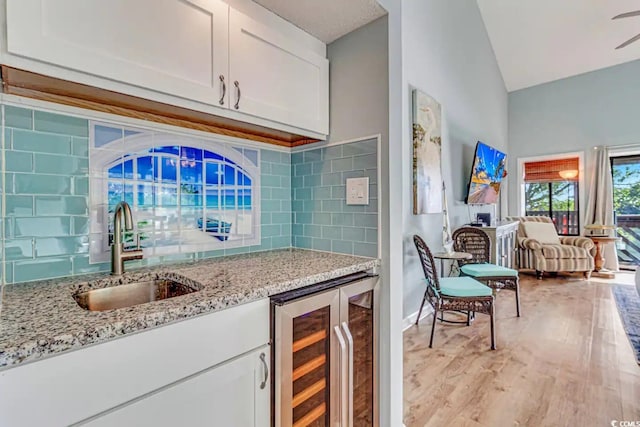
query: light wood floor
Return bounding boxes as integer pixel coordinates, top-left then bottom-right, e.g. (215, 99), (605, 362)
(404, 273), (640, 427)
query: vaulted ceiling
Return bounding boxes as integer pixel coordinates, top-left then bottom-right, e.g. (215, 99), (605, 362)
(477, 0), (640, 91)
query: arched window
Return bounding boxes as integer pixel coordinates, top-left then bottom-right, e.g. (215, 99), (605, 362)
(89, 123), (260, 262)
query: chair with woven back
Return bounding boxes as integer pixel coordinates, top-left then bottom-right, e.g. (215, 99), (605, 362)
(452, 227), (521, 317)
(413, 235), (496, 350)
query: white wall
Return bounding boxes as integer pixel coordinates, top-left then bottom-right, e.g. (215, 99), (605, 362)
(401, 0), (509, 318)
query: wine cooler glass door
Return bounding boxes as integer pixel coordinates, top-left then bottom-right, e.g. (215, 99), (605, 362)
(340, 277), (378, 427)
(275, 289), (341, 427)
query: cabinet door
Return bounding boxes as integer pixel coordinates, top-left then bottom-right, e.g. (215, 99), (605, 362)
(83, 346), (270, 427)
(229, 8), (329, 135)
(6, 0), (229, 107)
(340, 277), (379, 427)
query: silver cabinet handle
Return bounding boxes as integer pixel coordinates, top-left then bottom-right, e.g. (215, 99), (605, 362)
(341, 322), (354, 427)
(259, 352), (268, 390)
(234, 80), (241, 109)
(334, 325), (348, 427)
(219, 75), (226, 105)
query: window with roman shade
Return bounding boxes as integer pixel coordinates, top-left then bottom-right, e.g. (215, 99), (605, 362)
(524, 157), (580, 235)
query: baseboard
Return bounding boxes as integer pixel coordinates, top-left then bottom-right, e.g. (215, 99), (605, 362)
(402, 307), (433, 331)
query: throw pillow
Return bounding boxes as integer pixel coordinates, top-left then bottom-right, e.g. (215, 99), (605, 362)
(522, 221), (561, 245)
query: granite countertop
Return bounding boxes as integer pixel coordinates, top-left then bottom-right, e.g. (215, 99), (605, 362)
(0, 249), (379, 369)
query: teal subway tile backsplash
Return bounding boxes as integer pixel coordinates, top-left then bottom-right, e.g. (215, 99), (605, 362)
(34, 154), (88, 175)
(72, 137), (89, 157)
(4, 239), (34, 261)
(353, 153), (377, 170)
(1, 104), (377, 285)
(35, 236), (89, 257)
(5, 151), (33, 172)
(13, 257), (73, 283)
(72, 254), (110, 275)
(332, 240), (353, 254)
(342, 227), (366, 242)
(12, 129), (72, 154)
(353, 242), (377, 258)
(14, 173), (72, 195)
(5, 196), (33, 216)
(74, 177), (89, 194)
(291, 138), (378, 257)
(5, 106), (33, 130)
(14, 217), (72, 237)
(34, 111), (89, 137)
(35, 196), (88, 216)
(1, 104), (294, 284)
(72, 216), (90, 235)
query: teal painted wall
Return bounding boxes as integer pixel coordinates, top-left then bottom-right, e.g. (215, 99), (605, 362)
(507, 59), (640, 219)
(291, 138), (378, 257)
(1, 105), (291, 284)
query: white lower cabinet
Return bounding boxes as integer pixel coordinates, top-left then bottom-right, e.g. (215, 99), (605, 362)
(0, 298), (270, 427)
(84, 345), (270, 427)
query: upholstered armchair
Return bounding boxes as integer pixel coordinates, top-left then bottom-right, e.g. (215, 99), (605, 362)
(505, 216), (594, 279)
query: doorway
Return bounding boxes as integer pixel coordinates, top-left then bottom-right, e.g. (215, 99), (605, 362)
(610, 154), (640, 268)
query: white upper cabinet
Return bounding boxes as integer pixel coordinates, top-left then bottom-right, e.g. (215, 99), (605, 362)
(229, 9), (329, 135)
(6, 0), (230, 106)
(3, 0), (329, 137)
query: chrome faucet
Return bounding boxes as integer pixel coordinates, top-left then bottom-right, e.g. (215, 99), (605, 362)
(111, 201), (143, 275)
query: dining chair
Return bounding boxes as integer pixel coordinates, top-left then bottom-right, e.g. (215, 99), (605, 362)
(413, 235), (496, 350)
(452, 226), (521, 317)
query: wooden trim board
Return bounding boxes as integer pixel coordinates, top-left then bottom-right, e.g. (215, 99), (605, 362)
(1, 66), (320, 148)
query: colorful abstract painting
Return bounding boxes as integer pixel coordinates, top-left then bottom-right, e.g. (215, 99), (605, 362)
(412, 89), (442, 214)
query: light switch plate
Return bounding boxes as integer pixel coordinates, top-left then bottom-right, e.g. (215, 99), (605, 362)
(346, 177), (369, 205)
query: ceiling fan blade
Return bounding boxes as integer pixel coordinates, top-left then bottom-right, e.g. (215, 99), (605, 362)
(612, 10), (640, 19)
(616, 32), (640, 49)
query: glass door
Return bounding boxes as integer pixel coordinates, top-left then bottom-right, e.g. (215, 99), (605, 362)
(274, 290), (340, 427)
(339, 277), (379, 427)
(611, 154), (640, 267)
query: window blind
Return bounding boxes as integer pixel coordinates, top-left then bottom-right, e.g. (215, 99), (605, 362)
(524, 157), (579, 183)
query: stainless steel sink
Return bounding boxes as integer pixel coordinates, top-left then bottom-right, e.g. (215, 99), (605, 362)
(74, 279), (199, 312)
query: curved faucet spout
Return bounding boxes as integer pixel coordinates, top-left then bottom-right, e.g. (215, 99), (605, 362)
(111, 201), (143, 275)
(114, 201), (134, 230)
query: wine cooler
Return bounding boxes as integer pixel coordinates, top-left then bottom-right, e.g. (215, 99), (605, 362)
(271, 272), (379, 427)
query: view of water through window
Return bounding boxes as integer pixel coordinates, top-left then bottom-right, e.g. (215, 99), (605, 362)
(89, 123), (260, 262)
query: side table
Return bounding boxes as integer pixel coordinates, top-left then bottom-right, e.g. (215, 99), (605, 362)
(588, 236), (620, 279)
(433, 251), (473, 277)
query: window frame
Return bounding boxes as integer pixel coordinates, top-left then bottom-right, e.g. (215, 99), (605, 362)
(523, 180), (580, 236)
(610, 152), (640, 266)
(517, 151), (585, 236)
